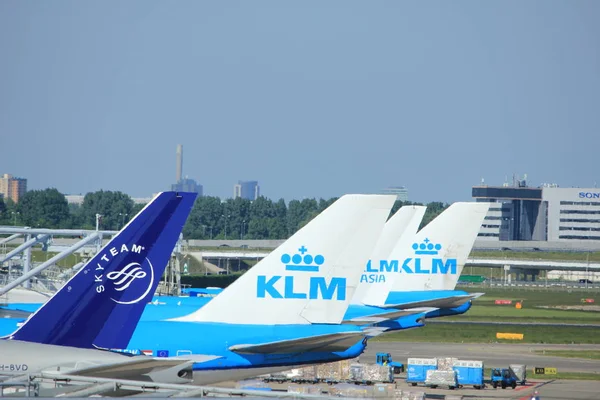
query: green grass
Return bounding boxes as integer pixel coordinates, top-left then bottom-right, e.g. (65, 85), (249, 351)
(372, 323), (600, 344)
(29, 250), (81, 269)
(443, 305), (600, 324)
(396, 367), (600, 382)
(6, 245), (600, 259)
(528, 371), (600, 380)
(465, 288), (600, 307)
(373, 287), (600, 344)
(461, 266), (555, 279)
(533, 350), (600, 360)
(188, 246), (275, 252)
(186, 248), (600, 262)
(469, 250), (600, 262)
(479, 368), (600, 381)
(0, 249), (83, 269)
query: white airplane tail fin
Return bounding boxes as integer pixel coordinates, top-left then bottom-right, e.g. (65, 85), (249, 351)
(353, 205), (426, 305)
(172, 194), (396, 325)
(391, 202), (490, 292)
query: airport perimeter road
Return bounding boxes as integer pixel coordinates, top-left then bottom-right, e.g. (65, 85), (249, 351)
(214, 372), (600, 400)
(532, 380), (600, 400)
(363, 342), (600, 373)
(395, 379), (600, 400)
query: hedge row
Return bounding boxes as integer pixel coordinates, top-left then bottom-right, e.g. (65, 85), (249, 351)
(181, 273), (243, 289)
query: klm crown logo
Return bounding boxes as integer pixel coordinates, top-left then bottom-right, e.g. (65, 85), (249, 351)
(281, 246), (325, 272)
(258, 245), (346, 300)
(412, 238), (442, 255)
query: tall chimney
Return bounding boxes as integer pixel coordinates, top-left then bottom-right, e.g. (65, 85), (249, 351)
(176, 144), (183, 183)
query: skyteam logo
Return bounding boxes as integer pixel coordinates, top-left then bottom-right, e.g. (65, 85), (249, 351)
(94, 243), (155, 305)
(257, 246), (346, 300)
(360, 238), (457, 283)
(107, 262), (148, 291)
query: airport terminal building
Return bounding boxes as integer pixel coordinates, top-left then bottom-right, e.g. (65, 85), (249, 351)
(472, 185), (600, 241)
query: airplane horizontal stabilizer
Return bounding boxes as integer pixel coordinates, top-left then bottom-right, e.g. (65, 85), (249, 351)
(171, 354), (223, 364)
(341, 307), (438, 325)
(59, 358), (194, 379)
(229, 332), (366, 354)
(379, 294), (478, 310)
(0, 308), (31, 319)
(361, 327), (389, 337)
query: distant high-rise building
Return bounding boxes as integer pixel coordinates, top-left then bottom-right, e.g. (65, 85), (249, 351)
(176, 144), (183, 183)
(0, 174), (27, 203)
(473, 176), (600, 242)
(233, 180), (260, 200)
(170, 145), (203, 195)
(381, 186), (409, 202)
(172, 178), (203, 196)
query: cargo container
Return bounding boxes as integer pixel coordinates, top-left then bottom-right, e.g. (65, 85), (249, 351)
(263, 359), (394, 386)
(406, 358), (438, 386)
(425, 369), (458, 389)
(349, 364), (394, 384)
(453, 360), (484, 389)
(509, 364), (527, 385)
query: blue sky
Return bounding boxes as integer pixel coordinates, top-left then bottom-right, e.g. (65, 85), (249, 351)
(1, 1), (599, 203)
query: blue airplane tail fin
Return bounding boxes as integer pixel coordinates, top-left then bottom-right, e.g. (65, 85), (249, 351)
(7, 191), (197, 349)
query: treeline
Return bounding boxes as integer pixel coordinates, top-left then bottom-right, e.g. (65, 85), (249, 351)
(0, 189), (450, 239)
(0, 189), (144, 231)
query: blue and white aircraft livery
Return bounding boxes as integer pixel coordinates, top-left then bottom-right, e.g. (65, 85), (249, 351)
(1, 203), (428, 331)
(102, 194), (397, 382)
(0, 191), (198, 383)
(0, 198), (490, 385)
(358, 202), (491, 324)
(5, 191), (197, 349)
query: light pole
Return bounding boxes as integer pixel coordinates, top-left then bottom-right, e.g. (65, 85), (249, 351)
(223, 214), (230, 240)
(119, 213), (128, 229)
(11, 212), (19, 226)
(241, 220), (245, 239)
(95, 214), (102, 231)
(586, 251), (590, 289)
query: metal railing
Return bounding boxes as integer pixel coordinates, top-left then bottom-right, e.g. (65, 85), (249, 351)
(0, 381), (39, 397)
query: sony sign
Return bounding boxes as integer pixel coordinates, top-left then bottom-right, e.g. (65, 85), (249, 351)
(579, 192), (600, 199)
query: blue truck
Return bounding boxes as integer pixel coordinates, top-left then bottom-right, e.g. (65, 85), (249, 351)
(491, 368), (517, 389)
(376, 352), (404, 374)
